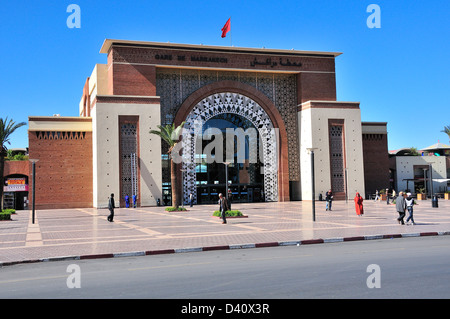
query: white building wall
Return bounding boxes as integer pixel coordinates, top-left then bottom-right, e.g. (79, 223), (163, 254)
(395, 156), (447, 194)
(92, 99), (162, 208)
(298, 102), (365, 200)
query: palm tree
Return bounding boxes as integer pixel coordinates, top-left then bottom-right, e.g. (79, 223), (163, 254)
(441, 125), (450, 143)
(150, 122), (185, 208)
(0, 117), (26, 210)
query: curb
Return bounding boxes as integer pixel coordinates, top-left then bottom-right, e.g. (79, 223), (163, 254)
(1, 231), (450, 267)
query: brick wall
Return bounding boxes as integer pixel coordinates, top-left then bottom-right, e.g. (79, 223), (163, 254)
(3, 160), (30, 177)
(110, 63), (156, 96)
(296, 72), (337, 103)
(362, 133), (390, 196)
(107, 45), (337, 102)
(28, 131), (93, 209)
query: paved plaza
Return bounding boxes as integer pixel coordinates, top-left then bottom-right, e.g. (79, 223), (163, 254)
(1, 199), (450, 266)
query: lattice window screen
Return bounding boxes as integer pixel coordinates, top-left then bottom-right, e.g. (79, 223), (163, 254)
(329, 125), (345, 193)
(120, 123), (138, 200)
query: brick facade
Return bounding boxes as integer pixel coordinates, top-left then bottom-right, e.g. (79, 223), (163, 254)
(104, 42), (338, 106)
(3, 160), (30, 177)
(362, 124), (390, 196)
(109, 63), (157, 96)
(28, 130), (93, 209)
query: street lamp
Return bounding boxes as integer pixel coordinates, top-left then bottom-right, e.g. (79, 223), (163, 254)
(429, 164), (433, 199)
(29, 159), (39, 224)
(180, 168), (187, 208)
(422, 168), (428, 198)
(306, 148), (318, 222)
(345, 167), (348, 204)
(224, 161), (231, 201)
(429, 163), (437, 208)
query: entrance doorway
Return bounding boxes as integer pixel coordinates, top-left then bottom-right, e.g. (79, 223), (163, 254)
(195, 113), (264, 204)
(181, 92), (279, 205)
(3, 175), (29, 210)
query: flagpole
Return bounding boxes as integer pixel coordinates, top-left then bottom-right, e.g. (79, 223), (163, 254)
(230, 16), (232, 47)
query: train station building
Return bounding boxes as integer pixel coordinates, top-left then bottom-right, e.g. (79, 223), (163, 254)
(26, 39), (389, 209)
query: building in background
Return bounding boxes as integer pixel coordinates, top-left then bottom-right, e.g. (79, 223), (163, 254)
(389, 142), (450, 196)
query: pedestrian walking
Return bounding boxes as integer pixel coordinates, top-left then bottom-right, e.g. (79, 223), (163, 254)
(405, 192), (416, 225)
(354, 192), (364, 216)
(396, 191), (406, 225)
(108, 193), (115, 222)
(228, 189), (233, 210)
(325, 189), (333, 211)
(374, 190), (380, 202)
(218, 193), (229, 224)
(125, 194), (130, 208)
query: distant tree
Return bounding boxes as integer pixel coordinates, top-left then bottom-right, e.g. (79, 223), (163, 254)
(407, 147), (420, 156)
(0, 117), (26, 210)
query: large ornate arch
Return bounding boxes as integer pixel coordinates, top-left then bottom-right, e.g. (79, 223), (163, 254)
(181, 92), (278, 203)
(174, 81), (290, 203)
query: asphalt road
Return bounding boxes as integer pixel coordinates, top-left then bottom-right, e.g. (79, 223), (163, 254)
(1, 236), (449, 300)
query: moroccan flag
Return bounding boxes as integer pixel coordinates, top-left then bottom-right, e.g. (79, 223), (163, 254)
(221, 18), (230, 38)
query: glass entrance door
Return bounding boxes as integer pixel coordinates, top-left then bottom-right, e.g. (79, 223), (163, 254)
(195, 113), (264, 204)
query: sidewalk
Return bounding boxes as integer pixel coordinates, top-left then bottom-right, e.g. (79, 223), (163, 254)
(1, 199), (450, 266)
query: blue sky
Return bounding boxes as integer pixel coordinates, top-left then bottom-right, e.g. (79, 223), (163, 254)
(1, 0), (449, 151)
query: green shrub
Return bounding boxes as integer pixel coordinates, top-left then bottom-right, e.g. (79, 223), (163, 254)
(2, 209), (16, 214)
(165, 206), (187, 212)
(213, 210), (243, 217)
(0, 211), (12, 220)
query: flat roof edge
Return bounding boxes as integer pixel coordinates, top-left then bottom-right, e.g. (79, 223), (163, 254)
(100, 39), (342, 58)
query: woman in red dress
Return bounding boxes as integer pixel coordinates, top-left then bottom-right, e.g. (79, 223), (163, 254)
(354, 192), (364, 216)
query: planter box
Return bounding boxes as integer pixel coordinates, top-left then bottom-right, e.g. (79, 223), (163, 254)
(380, 194), (387, 200)
(417, 193), (426, 200)
(0, 213), (12, 221)
(445, 193), (450, 200)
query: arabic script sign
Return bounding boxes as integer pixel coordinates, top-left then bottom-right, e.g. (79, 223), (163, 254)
(250, 58), (302, 68)
(153, 53), (302, 69)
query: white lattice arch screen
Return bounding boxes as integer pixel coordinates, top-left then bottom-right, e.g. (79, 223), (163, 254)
(181, 92), (279, 204)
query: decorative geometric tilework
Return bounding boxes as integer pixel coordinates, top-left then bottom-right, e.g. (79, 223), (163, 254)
(156, 69), (300, 186)
(120, 123), (138, 200)
(182, 92), (279, 203)
(329, 125), (345, 192)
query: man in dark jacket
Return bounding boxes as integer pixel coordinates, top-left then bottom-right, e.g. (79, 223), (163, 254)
(108, 193), (115, 222)
(396, 191), (406, 225)
(218, 193), (229, 224)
